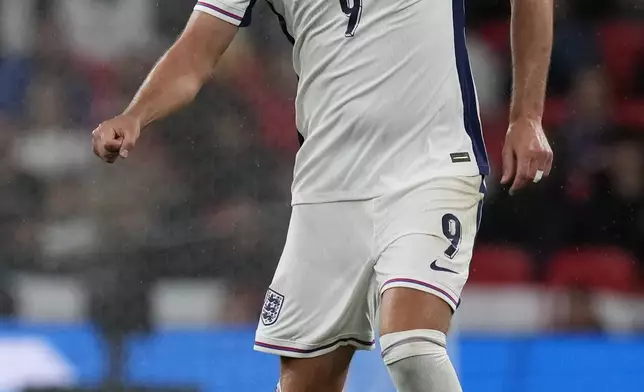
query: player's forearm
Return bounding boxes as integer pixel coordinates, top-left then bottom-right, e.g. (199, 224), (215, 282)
(123, 13), (237, 128)
(509, 0), (554, 123)
(124, 47), (208, 128)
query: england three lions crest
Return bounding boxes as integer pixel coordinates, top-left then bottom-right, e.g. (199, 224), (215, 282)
(261, 289), (284, 326)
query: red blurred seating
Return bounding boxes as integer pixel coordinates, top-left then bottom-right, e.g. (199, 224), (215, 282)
(598, 22), (644, 96)
(478, 21), (510, 54)
(547, 247), (637, 292)
(543, 98), (568, 128)
(481, 119), (506, 171)
(469, 245), (534, 284)
(614, 100), (644, 128)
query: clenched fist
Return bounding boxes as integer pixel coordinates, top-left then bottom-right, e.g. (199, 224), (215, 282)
(92, 114), (141, 163)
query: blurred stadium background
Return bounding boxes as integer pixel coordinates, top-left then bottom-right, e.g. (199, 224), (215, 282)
(1, 0), (644, 391)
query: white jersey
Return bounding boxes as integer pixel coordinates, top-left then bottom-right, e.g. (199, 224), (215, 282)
(194, 0), (489, 205)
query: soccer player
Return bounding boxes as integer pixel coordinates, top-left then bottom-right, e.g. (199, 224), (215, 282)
(92, 0), (553, 390)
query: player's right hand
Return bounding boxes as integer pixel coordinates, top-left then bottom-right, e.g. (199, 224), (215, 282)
(91, 114), (141, 163)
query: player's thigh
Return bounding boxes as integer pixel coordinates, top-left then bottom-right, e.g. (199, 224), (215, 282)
(378, 235), (460, 335)
(255, 201), (376, 361)
(374, 176), (484, 333)
(279, 346), (355, 392)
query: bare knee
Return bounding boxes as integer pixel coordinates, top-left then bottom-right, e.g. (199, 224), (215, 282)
(380, 287), (453, 335)
(279, 346), (354, 392)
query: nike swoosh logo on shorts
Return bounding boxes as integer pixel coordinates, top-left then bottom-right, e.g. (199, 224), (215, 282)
(430, 260), (458, 274)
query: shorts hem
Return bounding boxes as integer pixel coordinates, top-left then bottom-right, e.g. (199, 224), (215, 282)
(254, 334), (376, 358)
(380, 278), (460, 311)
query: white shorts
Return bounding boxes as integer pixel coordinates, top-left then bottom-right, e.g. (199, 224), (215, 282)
(254, 176), (485, 358)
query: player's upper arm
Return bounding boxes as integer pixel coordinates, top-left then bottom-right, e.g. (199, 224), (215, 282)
(179, 0), (256, 74)
(171, 9), (240, 83)
(175, 0), (256, 82)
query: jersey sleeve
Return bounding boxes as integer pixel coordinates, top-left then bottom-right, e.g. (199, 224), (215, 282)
(193, 0), (255, 27)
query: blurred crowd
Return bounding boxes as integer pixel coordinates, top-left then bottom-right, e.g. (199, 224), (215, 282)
(0, 0), (643, 326)
(476, 2), (644, 273)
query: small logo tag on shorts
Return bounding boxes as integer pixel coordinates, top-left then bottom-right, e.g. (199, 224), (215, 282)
(450, 152), (471, 163)
(261, 289), (285, 326)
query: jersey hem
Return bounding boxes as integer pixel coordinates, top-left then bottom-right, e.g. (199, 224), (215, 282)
(291, 169), (489, 206)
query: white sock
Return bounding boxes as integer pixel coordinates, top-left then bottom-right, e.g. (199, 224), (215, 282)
(380, 329), (463, 392)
